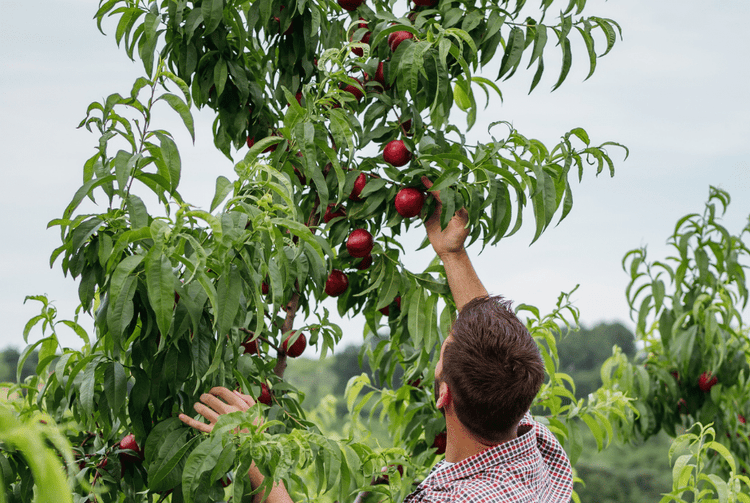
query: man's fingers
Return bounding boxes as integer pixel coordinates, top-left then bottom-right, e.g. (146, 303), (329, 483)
(194, 401), (222, 424)
(209, 386), (251, 411)
(178, 413), (214, 433)
(200, 393), (237, 415)
(234, 389), (257, 408)
(421, 176), (441, 202)
(421, 176), (443, 227)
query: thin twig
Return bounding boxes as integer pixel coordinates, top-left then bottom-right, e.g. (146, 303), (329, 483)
(239, 328), (278, 351)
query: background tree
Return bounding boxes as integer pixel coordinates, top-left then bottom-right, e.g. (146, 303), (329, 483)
(605, 187), (750, 477)
(1, 0), (640, 502)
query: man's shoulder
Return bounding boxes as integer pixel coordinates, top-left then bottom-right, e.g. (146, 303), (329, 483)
(406, 414), (573, 503)
(418, 474), (555, 503)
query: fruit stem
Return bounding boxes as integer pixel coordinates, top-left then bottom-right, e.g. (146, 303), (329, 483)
(262, 311), (285, 332)
(80, 431), (96, 447)
(306, 198), (321, 228)
(239, 327), (278, 351)
(273, 294), (300, 378)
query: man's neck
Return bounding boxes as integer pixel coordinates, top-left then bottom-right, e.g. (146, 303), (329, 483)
(444, 413), (516, 463)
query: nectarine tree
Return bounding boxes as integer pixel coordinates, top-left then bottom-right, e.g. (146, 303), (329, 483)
(603, 187), (750, 479)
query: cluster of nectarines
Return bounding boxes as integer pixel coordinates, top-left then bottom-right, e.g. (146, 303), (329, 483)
(237, 0), (441, 420)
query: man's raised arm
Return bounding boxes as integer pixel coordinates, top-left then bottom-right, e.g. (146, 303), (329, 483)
(422, 177), (488, 311)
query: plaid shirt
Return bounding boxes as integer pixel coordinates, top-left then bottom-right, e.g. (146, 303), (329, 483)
(404, 414), (573, 502)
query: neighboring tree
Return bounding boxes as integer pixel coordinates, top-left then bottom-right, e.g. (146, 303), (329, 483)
(2, 1), (640, 502)
(605, 187), (750, 478)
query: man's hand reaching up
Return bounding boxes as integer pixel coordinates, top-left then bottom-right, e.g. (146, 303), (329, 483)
(422, 176), (487, 311)
(421, 177), (471, 258)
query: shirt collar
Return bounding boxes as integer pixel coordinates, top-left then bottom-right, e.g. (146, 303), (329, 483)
(419, 420), (538, 488)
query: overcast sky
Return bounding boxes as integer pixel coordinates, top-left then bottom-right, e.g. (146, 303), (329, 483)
(1, 0), (748, 353)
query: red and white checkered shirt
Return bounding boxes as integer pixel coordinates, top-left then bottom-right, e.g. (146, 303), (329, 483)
(404, 413), (573, 502)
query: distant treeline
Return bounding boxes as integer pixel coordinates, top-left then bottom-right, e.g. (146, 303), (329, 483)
(0, 348), (38, 383)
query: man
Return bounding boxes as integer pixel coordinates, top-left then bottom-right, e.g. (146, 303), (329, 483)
(179, 179), (574, 502)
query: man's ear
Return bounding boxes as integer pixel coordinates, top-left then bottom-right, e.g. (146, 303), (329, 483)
(436, 381), (451, 410)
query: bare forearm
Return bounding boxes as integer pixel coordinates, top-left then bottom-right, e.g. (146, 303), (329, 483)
(440, 249), (488, 311)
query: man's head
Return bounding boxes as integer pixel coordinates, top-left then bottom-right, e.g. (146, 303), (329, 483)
(435, 295), (544, 443)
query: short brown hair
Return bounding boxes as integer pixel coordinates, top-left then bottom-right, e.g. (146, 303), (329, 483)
(442, 295), (544, 442)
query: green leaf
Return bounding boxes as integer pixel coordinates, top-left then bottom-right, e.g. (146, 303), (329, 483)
(498, 27), (525, 79)
(208, 442), (236, 484)
(126, 193), (149, 229)
(403, 41), (431, 97)
(202, 0), (225, 35)
(705, 441), (736, 473)
(592, 17), (620, 57)
(213, 58), (228, 97)
(445, 27), (477, 55)
(527, 24), (547, 67)
(182, 436), (224, 503)
(94, 0), (119, 34)
(160, 70), (192, 107)
(528, 57), (545, 94)
(429, 168), (461, 193)
(80, 360), (98, 417)
(59, 320), (90, 345)
(159, 93), (195, 142)
(146, 419), (198, 492)
(653, 279), (666, 314)
(581, 414), (604, 451)
(70, 216), (104, 253)
(110, 254), (143, 298)
(107, 274), (138, 350)
(345, 374), (370, 414)
(60, 176), (117, 221)
(155, 132), (182, 193)
(453, 81), (471, 111)
(471, 76), (502, 104)
(104, 361), (127, 418)
(215, 265), (241, 336)
(576, 25), (597, 80)
(376, 266), (400, 311)
(17, 338), (47, 380)
(211, 176), (233, 212)
(407, 288), (428, 347)
(422, 293), (439, 349)
(146, 252), (174, 338)
(529, 166), (555, 243)
(551, 35), (572, 91)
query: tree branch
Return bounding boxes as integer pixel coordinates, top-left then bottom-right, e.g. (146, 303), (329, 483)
(272, 293), (300, 378)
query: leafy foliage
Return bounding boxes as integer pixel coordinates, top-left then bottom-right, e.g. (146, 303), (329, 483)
(4, 0), (636, 501)
(0, 403), (75, 503)
(660, 423), (750, 503)
(603, 187), (750, 478)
